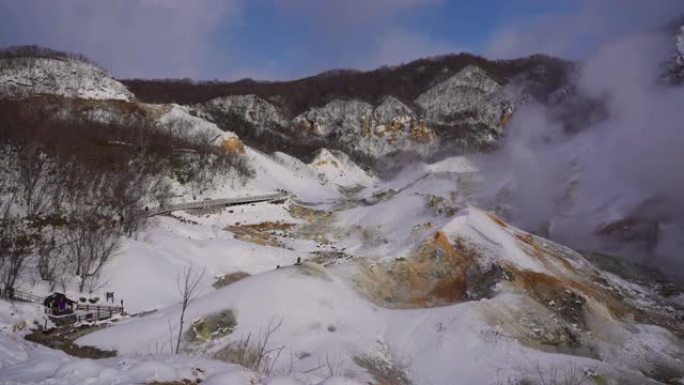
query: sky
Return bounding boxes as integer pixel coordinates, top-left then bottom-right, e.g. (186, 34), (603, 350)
(1, 0), (683, 80)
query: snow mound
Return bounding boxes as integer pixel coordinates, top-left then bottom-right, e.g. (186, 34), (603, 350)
(310, 149), (377, 187)
(426, 155), (478, 174)
(157, 104), (238, 144)
(0, 57), (133, 101)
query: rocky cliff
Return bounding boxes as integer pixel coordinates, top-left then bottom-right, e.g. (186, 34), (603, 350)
(124, 53), (575, 164)
(0, 46), (133, 101)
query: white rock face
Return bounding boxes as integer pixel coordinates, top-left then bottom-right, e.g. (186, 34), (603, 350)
(416, 65), (502, 128)
(294, 97), (437, 158)
(293, 99), (373, 137)
(372, 95), (416, 123)
(0, 57), (133, 101)
(198, 65), (515, 159)
(201, 94), (288, 133)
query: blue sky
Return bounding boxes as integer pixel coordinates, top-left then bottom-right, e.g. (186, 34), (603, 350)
(1, 0), (682, 80)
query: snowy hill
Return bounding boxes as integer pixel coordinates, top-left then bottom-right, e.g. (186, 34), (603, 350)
(73, 187), (683, 385)
(0, 48), (133, 101)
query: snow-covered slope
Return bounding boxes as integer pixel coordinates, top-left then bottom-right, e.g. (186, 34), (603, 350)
(309, 149), (377, 187)
(0, 57), (133, 101)
(77, 202), (683, 385)
(157, 103), (238, 144)
(56, 156), (682, 385)
(2, 151), (683, 385)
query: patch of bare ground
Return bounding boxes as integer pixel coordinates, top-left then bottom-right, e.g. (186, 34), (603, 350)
(224, 221), (295, 248)
(288, 203), (340, 244)
(25, 324), (116, 359)
(508, 231), (684, 340)
(309, 250), (354, 266)
(286, 203), (330, 221)
(147, 380), (200, 385)
(213, 271), (250, 289)
(355, 231), (477, 308)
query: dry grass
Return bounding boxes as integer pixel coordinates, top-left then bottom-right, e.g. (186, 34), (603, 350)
(212, 319), (284, 375)
(353, 354), (413, 385)
(242, 221), (296, 232)
(220, 137), (245, 155)
(147, 379), (200, 385)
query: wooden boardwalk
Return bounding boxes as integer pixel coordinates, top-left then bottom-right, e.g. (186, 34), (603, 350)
(146, 192), (289, 217)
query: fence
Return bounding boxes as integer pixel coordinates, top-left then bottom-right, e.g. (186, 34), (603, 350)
(0, 288), (43, 304)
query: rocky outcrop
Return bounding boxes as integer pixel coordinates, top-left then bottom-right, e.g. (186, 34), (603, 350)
(292, 97), (438, 158)
(416, 65), (502, 128)
(0, 57), (133, 101)
(293, 98), (373, 137)
(199, 94), (288, 134)
(196, 66), (517, 161)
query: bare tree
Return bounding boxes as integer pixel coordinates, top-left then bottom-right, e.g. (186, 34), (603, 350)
(16, 144), (53, 217)
(0, 193), (38, 293)
(175, 265), (205, 354)
(64, 213), (120, 292)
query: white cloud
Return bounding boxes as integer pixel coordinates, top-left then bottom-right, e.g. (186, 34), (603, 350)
(0, 0), (242, 78)
(485, 0), (684, 59)
(365, 30), (460, 68)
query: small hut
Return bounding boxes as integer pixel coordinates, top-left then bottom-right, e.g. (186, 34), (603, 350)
(43, 293), (76, 315)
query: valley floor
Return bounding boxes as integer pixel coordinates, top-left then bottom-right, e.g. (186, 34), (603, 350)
(1, 155), (683, 385)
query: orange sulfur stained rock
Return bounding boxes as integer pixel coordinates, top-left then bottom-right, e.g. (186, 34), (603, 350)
(497, 106), (513, 129)
(355, 231), (475, 308)
(409, 122), (435, 143)
(221, 137), (245, 155)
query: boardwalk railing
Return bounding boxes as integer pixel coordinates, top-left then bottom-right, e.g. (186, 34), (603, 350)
(0, 289), (43, 304)
(146, 192), (289, 216)
(74, 303), (124, 322)
(48, 303), (125, 325)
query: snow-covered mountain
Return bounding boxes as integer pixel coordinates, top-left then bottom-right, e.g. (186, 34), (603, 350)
(1, 38), (683, 385)
(124, 53), (575, 164)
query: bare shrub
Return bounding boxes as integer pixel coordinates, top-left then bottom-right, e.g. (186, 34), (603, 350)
(528, 362), (593, 385)
(175, 265), (205, 354)
(213, 318), (284, 375)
